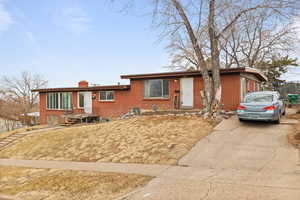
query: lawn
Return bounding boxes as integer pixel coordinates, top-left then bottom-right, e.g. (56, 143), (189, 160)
(0, 115), (216, 165)
(0, 166), (151, 200)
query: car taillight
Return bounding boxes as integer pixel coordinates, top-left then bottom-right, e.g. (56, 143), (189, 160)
(238, 105), (246, 110)
(263, 105), (276, 111)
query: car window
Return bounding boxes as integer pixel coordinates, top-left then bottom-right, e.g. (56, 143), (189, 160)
(244, 94), (274, 103)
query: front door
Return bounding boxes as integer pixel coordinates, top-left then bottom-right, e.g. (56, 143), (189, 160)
(83, 92), (92, 114)
(180, 78), (194, 109)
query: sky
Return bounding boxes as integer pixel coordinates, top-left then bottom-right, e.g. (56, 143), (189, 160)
(0, 0), (169, 87)
(0, 0), (299, 88)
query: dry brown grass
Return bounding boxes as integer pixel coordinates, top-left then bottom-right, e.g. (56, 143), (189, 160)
(0, 166), (151, 200)
(0, 125), (46, 140)
(287, 113), (300, 149)
(0, 115), (216, 165)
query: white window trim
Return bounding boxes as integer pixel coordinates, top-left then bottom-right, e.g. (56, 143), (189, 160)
(144, 79), (169, 99)
(99, 91), (115, 101)
(77, 92), (85, 108)
(46, 92), (72, 110)
(240, 77), (249, 101)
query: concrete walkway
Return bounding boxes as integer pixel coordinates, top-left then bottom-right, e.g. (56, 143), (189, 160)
(1, 117), (300, 199)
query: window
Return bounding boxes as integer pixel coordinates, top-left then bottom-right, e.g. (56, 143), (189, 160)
(144, 79), (169, 98)
(99, 91), (114, 101)
(47, 92), (72, 110)
(245, 93), (273, 103)
(78, 92), (85, 108)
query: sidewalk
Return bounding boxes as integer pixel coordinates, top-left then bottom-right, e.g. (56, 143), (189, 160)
(0, 159), (171, 177)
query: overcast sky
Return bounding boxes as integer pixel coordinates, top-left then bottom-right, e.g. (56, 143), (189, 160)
(0, 0), (299, 88)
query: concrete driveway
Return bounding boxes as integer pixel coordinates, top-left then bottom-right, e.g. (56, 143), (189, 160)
(127, 116), (300, 200)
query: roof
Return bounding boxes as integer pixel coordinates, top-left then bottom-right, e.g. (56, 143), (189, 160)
(121, 67), (267, 82)
(32, 85), (130, 93)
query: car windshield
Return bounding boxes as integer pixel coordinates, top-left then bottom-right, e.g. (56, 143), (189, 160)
(244, 94), (274, 103)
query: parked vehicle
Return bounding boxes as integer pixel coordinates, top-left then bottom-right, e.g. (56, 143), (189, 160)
(237, 91), (286, 124)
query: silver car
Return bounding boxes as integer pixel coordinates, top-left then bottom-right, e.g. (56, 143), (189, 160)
(237, 91), (286, 124)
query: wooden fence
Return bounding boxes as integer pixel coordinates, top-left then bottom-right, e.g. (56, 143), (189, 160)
(276, 81), (300, 97)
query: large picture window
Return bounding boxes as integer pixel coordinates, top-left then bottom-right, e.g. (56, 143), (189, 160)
(144, 79), (169, 98)
(47, 92), (72, 110)
(99, 91), (115, 101)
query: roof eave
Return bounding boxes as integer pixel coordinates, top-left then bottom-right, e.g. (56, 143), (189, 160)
(121, 67), (267, 82)
(32, 85), (131, 93)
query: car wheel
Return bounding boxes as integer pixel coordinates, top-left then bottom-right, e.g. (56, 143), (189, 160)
(282, 109), (286, 116)
(239, 118), (244, 122)
(274, 113), (281, 124)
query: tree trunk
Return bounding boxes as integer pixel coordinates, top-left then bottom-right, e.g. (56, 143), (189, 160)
(171, 0), (213, 113)
(208, 0), (222, 114)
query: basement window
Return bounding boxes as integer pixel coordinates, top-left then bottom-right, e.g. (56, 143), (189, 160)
(47, 92), (72, 110)
(99, 91), (115, 101)
(144, 79), (169, 98)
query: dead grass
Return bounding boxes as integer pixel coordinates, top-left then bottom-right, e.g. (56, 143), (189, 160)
(0, 166), (151, 200)
(0, 125), (46, 140)
(0, 115), (216, 165)
(287, 113), (300, 149)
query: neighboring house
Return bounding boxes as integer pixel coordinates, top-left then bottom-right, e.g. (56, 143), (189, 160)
(20, 112), (40, 126)
(33, 68), (267, 125)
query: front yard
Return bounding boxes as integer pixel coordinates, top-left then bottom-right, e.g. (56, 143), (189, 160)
(287, 112), (300, 148)
(0, 166), (151, 200)
(0, 115), (216, 165)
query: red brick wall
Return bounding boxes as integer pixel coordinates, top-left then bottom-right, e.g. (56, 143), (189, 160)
(39, 74), (243, 124)
(92, 90), (131, 118)
(126, 79), (180, 111)
(193, 77), (204, 109)
(220, 74), (241, 111)
(192, 74), (241, 111)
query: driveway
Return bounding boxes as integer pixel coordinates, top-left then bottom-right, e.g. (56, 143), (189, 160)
(126, 116), (300, 200)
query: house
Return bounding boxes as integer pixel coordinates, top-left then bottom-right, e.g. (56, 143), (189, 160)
(32, 67), (267, 125)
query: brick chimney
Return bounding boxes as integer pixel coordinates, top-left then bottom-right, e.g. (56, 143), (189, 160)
(78, 80), (89, 88)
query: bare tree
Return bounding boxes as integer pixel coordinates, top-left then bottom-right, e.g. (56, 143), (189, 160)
(0, 71), (47, 126)
(0, 99), (21, 131)
(114, 0), (299, 115)
(220, 10), (299, 69)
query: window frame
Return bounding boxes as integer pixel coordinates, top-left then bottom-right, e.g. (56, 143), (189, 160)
(99, 91), (115, 102)
(46, 92), (72, 110)
(144, 79), (169, 99)
(240, 77), (246, 101)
